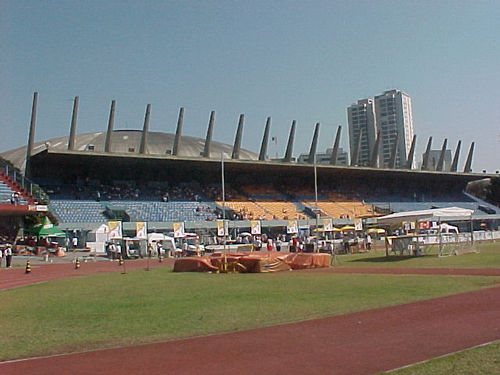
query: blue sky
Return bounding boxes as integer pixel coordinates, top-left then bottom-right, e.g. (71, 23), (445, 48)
(2, 0), (499, 172)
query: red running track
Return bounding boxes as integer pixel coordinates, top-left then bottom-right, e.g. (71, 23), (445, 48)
(1, 286), (499, 375)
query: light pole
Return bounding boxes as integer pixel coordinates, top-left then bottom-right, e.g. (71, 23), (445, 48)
(314, 154), (320, 252)
(221, 152), (227, 253)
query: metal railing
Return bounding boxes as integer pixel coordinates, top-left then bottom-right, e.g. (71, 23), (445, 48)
(0, 157), (49, 204)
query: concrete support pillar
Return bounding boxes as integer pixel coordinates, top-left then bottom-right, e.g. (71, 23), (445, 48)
(421, 136), (433, 170)
(172, 107), (184, 156)
(463, 142), (475, 173)
(202, 111), (215, 158)
(387, 132), (400, 169)
(450, 140), (461, 172)
(329, 125), (342, 165)
(283, 120), (296, 162)
(25, 92), (38, 177)
(104, 100), (116, 153)
(307, 123), (320, 164)
(139, 104), (151, 154)
(405, 135), (417, 169)
(370, 130), (382, 168)
(436, 139), (448, 171)
(351, 127), (363, 166)
(259, 117), (271, 161)
(68, 96), (79, 150)
(232, 114), (244, 159)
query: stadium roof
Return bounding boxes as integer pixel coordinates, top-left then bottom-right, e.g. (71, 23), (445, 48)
(0, 130), (258, 172)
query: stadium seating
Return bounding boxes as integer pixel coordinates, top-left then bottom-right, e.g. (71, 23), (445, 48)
(303, 201), (374, 219)
(49, 200), (218, 223)
(0, 180), (29, 205)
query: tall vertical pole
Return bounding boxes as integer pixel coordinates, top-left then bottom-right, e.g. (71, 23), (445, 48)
(68, 96), (79, 150)
(314, 154), (319, 252)
(104, 100), (116, 153)
(221, 152), (226, 252)
(387, 132), (400, 169)
(370, 130), (382, 168)
(25, 92), (38, 178)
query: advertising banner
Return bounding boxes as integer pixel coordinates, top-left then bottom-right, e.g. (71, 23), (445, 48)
(217, 220), (228, 236)
(173, 222), (185, 238)
(136, 222), (147, 239)
(287, 220), (298, 234)
(250, 220), (261, 235)
(107, 221), (122, 240)
(322, 218), (333, 232)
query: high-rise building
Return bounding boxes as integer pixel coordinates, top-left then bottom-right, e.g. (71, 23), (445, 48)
(374, 89), (414, 168)
(346, 98), (377, 166)
(347, 89), (414, 168)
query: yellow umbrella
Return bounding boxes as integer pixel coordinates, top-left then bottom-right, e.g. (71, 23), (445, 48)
(367, 228), (386, 234)
(341, 225), (355, 231)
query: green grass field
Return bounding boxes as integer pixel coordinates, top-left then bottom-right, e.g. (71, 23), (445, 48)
(338, 241), (500, 268)
(1, 265), (499, 360)
(382, 341), (500, 375)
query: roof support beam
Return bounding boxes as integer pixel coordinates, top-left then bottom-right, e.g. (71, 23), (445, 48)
(202, 111), (215, 158)
(68, 96), (79, 151)
(387, 131), (400, 169)
(405, 135), (417, 169)
(463, 142), (475, 173)
(307, 122), (320, 164)
(450, 140), (461, 172)
(329, 125), (342, 165)
(104, 100), (116, 153)
(258, 117), (271, 161)
(139, 104), (151, 154)
(436, 138), (448, 171)
(25, 91), (38, 177)
(232, 114), (244, 159)
(283, 120), (296, 163)
(421, 136), (433, 170)
(172, 107), (184, 156)
(351, 127), (363, 166)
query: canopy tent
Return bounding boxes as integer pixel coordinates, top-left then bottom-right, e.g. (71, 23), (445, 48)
(25, 216), (65, 238)
(376, 207), (474, 225)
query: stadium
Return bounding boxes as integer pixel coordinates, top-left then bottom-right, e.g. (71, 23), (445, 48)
(1, 93), (500, 375)
(1, 93), (499, 241)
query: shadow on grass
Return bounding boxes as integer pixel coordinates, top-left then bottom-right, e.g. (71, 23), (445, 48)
(347, 254), (435, 263)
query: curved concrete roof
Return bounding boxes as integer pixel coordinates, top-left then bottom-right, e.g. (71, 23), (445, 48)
(0, 130), (258, 172)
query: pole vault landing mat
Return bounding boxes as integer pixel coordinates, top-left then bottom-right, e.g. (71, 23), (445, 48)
(173, 251), (331, 273)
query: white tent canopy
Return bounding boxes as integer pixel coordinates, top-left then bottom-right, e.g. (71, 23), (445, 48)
(377, 207), (474, 225)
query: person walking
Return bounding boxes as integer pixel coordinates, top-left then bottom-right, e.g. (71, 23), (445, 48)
(4, 243), (13, 268)
(0, 247), (3, 267)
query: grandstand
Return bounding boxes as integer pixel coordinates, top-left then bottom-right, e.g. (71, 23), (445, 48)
(1, 93), (498, 232)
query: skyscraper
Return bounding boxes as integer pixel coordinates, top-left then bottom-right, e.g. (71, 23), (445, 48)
(347, 98), (377, 166)
(347, 89), (414, 168)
